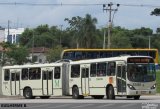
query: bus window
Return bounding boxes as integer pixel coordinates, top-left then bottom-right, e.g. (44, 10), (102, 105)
(139, 51), (149, 56)
(82, 68), (89, 78)
(54, 67), (60, 79)
(16, 73), (20, 81)
(97, 63), (106, 77)
(75, 52), (82, 60)
(11, 73), (15, 81)
(90, 63), (96, 77)
(22, 68), (28, 80)
(107, 62), (116, 76)
(71, 65), (80, 78)
(29, 68), (41, 80)
(106, 52), (113, 57)
(149, 51), (156, 59)
(43, 71), (53, 80)
(4, 69), (10, 81)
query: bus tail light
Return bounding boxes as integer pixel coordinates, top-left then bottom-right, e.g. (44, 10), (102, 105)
(127, 84), (136, 90)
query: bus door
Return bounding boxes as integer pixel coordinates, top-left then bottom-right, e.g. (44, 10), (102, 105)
(42, 68), (53, 95)
(10, 70), (20, 95)
(53, 67), (62, 96)
(81, 64), (90, 96)
(116, 62), (126, 95)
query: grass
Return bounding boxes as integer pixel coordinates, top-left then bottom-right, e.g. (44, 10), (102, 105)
(156, 71), (160, 93)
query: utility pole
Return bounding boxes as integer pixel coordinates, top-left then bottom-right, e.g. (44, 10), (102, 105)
(7, 20), (10, 42)
(32, 31), (34, 63)
(59, 25), (63, 46)
(149, 35), (151, 49)
(103, 28), (106, 49)
(103, 2), (119, 49)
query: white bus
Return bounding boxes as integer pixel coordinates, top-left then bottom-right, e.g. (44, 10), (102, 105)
(2, 63), (67, 99)
(1, 56), (156, 99)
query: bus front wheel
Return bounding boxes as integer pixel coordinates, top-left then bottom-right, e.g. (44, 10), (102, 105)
(23, 87), (34, 99)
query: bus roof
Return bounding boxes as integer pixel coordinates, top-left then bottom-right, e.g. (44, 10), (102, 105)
(62, 48), (158, 52)
(2, 62), (63, 69)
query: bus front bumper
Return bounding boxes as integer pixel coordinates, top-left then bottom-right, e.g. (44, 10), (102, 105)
(127, 89), (156, 95)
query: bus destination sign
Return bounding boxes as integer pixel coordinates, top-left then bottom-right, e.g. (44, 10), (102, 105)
(127, 58), (154, 63)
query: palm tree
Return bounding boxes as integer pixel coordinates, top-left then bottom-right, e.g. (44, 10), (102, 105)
(65, 14), (98, 48)
(80, 14), (97, 48)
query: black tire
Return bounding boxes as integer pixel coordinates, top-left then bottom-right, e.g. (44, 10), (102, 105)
(23, 88), (34, 99)
(92, 95), (104, 99)
(40, 96), (50, 99)
(107, 86), (115, 99)
(72, 86), (81, 99)
(126, 96), (133, 99)
(134, 95), (140, 100)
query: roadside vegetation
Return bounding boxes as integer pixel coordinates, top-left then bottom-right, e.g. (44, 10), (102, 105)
(0, 13), (160, 65)
(156, 71), (160, 93)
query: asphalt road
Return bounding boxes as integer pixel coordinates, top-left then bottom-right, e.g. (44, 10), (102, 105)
(0, 95), (159, 109)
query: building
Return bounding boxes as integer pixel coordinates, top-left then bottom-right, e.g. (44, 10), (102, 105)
(0, 27), (5, 42)
(29, 47), (49, 63)
(5, 28), (24, 44)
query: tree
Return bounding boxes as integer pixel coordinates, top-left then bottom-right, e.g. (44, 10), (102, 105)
(82, 14), (97, 48)
(132, 27), (153, 36)
(46, 45), (64, 62)
(111, 30), (132, 48)
(65, 14), (98, 48)
(65, 16), (83, 48)
(151, 8), (160, 16)
(6, 46), (29, 65)
(19, 28), (33, 47)
(0, 42), (29, 65)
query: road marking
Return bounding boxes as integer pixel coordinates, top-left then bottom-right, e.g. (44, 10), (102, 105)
(120, 104), (136, 108)
(96, 104), (115, 108)
(71, 104), (93, 109)
(25, 104), (50, 108)
(46, 104), (71, 109)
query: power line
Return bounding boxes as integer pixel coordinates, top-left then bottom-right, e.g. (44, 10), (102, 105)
(0, 2), (159, 8)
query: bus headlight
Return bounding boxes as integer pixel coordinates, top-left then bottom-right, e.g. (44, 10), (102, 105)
(127, 84), (136, 90)
(151, 84), (156, 89)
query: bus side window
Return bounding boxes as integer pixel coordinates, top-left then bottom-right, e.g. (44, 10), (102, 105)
(97, 63), (106, 77)
(107, 62), (116, 76)
(22, 68), (28, 80)
(90, 63), (96, 77)
(54, 67), (61, 79)
(4, 69), (10, 81)
(29, 68), (41, 80)
(71, 65), (80, 78)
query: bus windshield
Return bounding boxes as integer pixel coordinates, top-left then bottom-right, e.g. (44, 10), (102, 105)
(127, 64), (156, 82)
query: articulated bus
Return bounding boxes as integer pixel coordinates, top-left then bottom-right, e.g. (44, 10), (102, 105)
(61, 48), (159, 64)
(2, 56), (156, 99)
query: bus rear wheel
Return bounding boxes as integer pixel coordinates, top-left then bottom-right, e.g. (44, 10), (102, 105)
(23, 87), (34, 99)
(107, 86), (115, 99)
(72, 86), (82, 99)
(40, 96), (50, 99)
(134, 95), (140, 100)
(92, 95), (104, 99)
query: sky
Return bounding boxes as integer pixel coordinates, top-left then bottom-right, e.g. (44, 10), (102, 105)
(0, 0), (160, 32)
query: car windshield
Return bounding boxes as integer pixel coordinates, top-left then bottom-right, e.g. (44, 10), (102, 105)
(127, 64), (156, 82)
